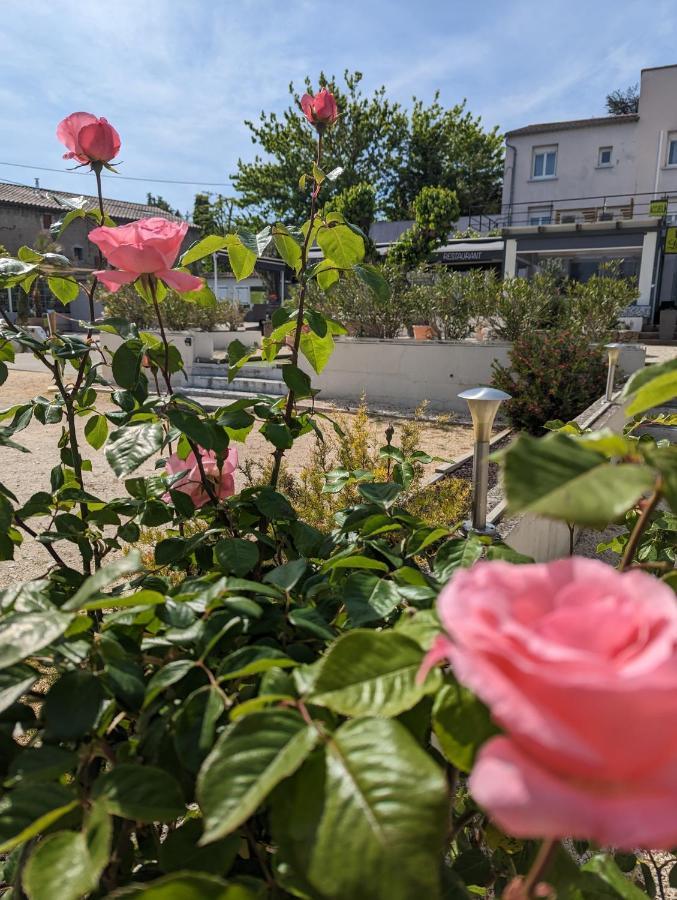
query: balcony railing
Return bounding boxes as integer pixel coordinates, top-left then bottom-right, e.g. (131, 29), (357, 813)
(466, 189), (677, 231)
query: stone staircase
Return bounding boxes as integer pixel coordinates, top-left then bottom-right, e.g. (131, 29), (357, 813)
(176, 360), (288, 404)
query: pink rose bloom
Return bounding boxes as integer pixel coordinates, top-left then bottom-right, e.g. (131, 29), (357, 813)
(57, 112), (121, 164)
(89, 218), (203, 293)
(300, 89), (338, 128)
(164, 446), (238, 508)
(422, 558), (677, 848)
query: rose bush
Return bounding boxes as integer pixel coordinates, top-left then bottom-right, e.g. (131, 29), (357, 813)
(0, 91), (674, 900)
(424, 558), (677, 848)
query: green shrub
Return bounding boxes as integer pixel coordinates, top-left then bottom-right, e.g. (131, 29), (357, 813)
(102, 284), (244, 331)
(491, 329), (607, 433)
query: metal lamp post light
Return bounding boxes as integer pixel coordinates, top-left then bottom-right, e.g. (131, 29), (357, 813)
(458, 386), (511, 535)
(604, 343), (623, 402)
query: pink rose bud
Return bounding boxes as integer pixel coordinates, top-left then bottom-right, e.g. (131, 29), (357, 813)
(300, 88), (338, 129)
(163, 446), (238, 508)
(422, 557), (677, 849)
(90, 217), (203, 294)
(56, 112), (121, 165)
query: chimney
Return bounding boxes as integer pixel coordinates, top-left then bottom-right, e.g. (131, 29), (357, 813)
(34, 178), (40, 188)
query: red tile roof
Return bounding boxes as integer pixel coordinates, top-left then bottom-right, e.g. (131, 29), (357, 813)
(506, 114), (639, 138)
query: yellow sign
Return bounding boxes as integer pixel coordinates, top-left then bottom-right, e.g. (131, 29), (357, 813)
(665, 227), (677, 254)
(650, 199), (668, 216)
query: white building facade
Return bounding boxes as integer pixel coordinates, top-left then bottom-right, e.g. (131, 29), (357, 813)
(501, 64), (677, 318)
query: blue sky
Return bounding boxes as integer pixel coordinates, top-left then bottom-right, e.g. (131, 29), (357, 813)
(1, 0), (676, 217)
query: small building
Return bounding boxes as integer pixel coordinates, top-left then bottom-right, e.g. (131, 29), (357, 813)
(501, 64), (677, 322)
(0, 181), (199, 326)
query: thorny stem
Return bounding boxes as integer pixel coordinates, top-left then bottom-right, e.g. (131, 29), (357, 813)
(523, 839), (559, 899)
(269, 130), (324, 489)
(619, 484), (662, 572)
(148, 277), (220, 507)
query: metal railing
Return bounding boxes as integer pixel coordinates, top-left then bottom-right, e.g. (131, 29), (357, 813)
(466, 189), (677, 231)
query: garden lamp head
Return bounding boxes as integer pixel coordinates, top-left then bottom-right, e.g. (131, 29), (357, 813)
(458, 386), (512, 443)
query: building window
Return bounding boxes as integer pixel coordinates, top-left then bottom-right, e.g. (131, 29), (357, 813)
(528, 206), (552, 225)
(598, 146), (613, 167)
(532, 145), (557, 179)
(72, 246), (84, 262)
(42, 213), (52, 229)
(667, 133), (677, 166)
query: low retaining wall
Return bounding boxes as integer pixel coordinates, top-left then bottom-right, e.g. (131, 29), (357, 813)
(300, 338), (646, 414)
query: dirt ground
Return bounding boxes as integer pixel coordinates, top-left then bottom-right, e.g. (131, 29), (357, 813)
(0, 369), (476, 587)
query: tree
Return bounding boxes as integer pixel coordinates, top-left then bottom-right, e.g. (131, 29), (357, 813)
(145, 192), (181, 216)
(387, 186), (460, 269)
(386, 95), (503, 218)
(233, 71), (409, 224)
(232, 72), (503, 224)
(192, 192), (238, 236)
(605, 84), (639, 115)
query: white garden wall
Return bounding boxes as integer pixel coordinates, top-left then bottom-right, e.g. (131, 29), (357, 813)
(300, 338), (646, 414)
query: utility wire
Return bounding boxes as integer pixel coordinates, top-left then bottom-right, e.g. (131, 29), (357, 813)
(0, 160), (232, 188)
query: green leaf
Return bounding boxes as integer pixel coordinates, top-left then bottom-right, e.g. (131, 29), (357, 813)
(173, 686), (226, 773)
(63, 552), (141, 611)
(321, 554), (389, 573)
(317, 223), (365, 267)
(225, 235), (257, 281)
(434, 536), (483, 581)
(84, 413), (108, 450)
(180, 235), (231, 267)
(93, 764), (185, 823)
(273, 230), (302, 273)
(306, 630), (440, 717)
(500, 433), (657, 527)
(260, 421), (293, 450)
(106, 423), (164, 477)
(23, 829), (102, 900)
(0, 665), (37, 714)
(111, 873), (254, 899)
(43, 670), (103, 741)
(623, 358), (677, 416)
(432, 682), (498, 772)
(353, 263), (391, 301)
(312, 259), (340, 291)
(0, 609), (73, 670)
(112, 341), (143, 390)
(271, 717), (448, 900)
(282, 364), (313, 399)
(0, 783), (78, 852)
(47, 276), (80, 304)
(197, 709), (319, 842)
(299, 329), (334, 374)
(263, 558), (307, 590)
(580, 854), (649, 900)
(344, 573), (401, 625)
(144, 660), (195, 707)
(358, 482), (402, 508)
(217, 646), (295, 680)
(214, 538), (259, 577)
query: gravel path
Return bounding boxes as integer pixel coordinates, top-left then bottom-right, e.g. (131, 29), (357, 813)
(0, 368), (475, 587)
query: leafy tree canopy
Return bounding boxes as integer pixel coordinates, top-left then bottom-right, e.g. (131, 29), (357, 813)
(145, 192), (181, 216)
(231, 71), (503, 225)
(605, 84), (639, 115)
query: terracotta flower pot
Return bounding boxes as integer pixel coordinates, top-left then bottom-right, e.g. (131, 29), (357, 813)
(412, 324), (434, 341)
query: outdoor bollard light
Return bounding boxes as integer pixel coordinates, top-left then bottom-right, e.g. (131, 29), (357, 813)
(604, 343), (623, 402)
(458, 386), (511, 535)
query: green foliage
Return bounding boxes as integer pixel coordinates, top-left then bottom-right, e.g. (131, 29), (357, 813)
(0, 75), (672, 900)
(232, 71), (501, 223)
(102, 285), (243, 331)
(387, 185), (460, 270)
(492, 329), (608, 433)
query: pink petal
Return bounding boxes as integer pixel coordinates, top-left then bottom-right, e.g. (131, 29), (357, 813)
(158, 269), (204, 293)
(417, 634), (455, 683)
(93, 269), (138, 292)
(470, 736), (677, 850)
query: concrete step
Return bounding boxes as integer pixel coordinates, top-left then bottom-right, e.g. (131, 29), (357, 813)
(192, 361), (286, 380)
(175, 385), (282, 405)
(186, 374), (287, 395)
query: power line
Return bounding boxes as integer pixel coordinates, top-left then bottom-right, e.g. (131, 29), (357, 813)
(0, 160), (232, 188)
